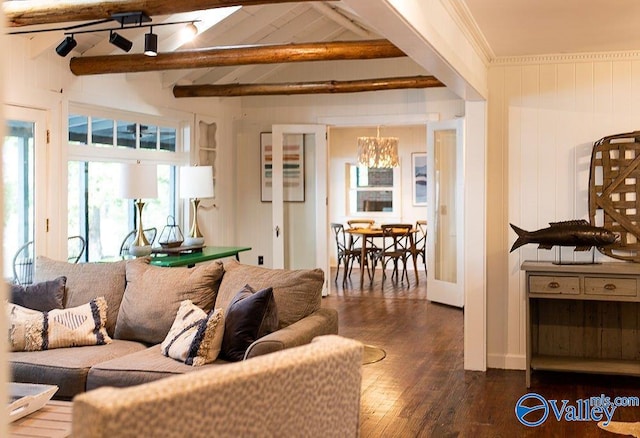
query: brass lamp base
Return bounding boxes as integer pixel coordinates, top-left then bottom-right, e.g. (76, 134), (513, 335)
(186, 198), (205, 246)
(129, 199), (152, 257)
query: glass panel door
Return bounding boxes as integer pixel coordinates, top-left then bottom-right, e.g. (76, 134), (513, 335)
(3, 106), (47, 282)
(427, 119), (464, 307)
(270, 125), (328, 293)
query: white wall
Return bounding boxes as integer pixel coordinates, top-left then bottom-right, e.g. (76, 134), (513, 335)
(487, 52), (640, 369)
(236, 88), (463, 269)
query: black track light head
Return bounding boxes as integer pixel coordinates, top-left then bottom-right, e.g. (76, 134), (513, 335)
(144, 31), (158, 57)
(109, 31), (133, 52)
(56, 36), (77, 57)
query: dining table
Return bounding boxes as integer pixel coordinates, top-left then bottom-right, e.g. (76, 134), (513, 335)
(345, 226), (419, 286)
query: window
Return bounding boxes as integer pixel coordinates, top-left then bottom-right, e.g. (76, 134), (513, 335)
(3, 120), (35, 275)
(347, 164), (400, 215)
(67, 106), (186, 262)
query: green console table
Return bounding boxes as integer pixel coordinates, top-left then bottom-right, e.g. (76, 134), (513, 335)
(150, 246), (251, 268)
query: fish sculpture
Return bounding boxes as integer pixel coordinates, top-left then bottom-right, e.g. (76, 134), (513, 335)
(510, 220), (617, 253)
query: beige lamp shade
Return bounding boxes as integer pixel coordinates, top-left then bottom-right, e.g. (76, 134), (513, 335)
(118, 162), (158, 199)
(179, 166), (214, 199)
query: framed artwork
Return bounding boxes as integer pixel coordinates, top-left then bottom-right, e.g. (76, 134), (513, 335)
(260, 132), (305, 202)
(412, 152), (427, 206)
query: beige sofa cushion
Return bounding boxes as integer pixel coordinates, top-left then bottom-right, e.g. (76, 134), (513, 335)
(34, 257), (127, 337)
(216, 260), (323, 329)
(114, 259), (224, 345)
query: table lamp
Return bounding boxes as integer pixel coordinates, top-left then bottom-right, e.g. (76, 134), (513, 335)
(180, 165), (214, 246)
(119, 162), (158, 256)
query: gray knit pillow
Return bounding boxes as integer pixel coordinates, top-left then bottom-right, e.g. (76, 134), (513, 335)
(115, 259), (224, 345)
(10, 276), (66, 312)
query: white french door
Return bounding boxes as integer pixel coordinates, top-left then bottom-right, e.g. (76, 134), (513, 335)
(3, 105), (49, 279)
(270, 124), (328, 292)
(427, 119), (464, 307)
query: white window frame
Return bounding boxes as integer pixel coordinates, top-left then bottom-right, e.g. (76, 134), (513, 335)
(65, 104), (191, 259)
(346, 162), (401, 219)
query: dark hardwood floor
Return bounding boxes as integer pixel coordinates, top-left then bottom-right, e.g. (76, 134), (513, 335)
(321, 268), (640, 437)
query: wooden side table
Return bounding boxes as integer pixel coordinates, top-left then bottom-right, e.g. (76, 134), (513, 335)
(522, 261), (640, 387)
(9, 400), (72, 438)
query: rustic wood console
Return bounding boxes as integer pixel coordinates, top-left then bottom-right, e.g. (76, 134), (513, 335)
(522, 261), (640, 387)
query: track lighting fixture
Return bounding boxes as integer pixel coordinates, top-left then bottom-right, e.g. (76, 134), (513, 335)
(144, 29), (158, 57)
(181, 22), (198, 42)
(110, 31), (133, 52)
(10, 11), (200, 57)
(55, 35), (77, 57)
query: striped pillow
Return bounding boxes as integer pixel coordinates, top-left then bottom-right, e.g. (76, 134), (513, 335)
(7, 296), (112, 351)
(161, 300), (225, 366)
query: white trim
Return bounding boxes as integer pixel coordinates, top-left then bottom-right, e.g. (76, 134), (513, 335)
(492, 50), (640, 66)
(442, 0), (494, 64)
(487, 353), (525, 370)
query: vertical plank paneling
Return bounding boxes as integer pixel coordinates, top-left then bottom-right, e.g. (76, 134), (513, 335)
(505, 65), (525, 359)
(537, 64), (558, 237)
(556, 63), (576, 224)
(520, 65), (541, 262)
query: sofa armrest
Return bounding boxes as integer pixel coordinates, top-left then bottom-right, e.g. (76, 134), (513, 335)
(244, 307), (338, 359)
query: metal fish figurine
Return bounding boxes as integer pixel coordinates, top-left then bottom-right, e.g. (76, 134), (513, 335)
(510, 220), (617, 253)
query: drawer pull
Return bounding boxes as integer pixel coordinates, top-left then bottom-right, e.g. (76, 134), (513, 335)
(604, 283), (617, 291)
(548, 281), (560, 289)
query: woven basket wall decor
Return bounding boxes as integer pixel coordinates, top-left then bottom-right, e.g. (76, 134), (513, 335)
(588, 130), (640, 262)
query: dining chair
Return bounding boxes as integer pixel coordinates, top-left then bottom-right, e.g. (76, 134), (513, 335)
(414, 220), (427, 274)
(12, 241), (34, 285)
(371, 224), (413, 285)
(331, 223), (365, 284)
(119, 228), (158, 257)
(67, 235), (87, 263)
(346, 219), (378, 270)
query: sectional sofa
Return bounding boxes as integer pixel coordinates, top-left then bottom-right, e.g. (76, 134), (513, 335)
(8, 256), (338, 399)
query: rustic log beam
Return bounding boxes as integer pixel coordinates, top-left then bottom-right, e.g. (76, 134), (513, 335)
(4, 0), (317, 27)
(69, 40), (404, 76)
(173, 75), (444, 97)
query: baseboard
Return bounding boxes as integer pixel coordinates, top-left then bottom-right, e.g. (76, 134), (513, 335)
(488, 353), (525, 370)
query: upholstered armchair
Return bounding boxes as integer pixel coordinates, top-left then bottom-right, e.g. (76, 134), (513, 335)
(72, 335), (363, 437)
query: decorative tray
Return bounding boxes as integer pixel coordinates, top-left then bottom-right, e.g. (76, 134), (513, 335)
(8, 382), (58, 423)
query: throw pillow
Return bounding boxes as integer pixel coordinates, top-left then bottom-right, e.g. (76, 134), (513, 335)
(115, 258), (224, 345)
(10, 276), (66, 312)
(7, 296), (112, 352)
(216, 260), (323, 329)
(220, 284), (278, 362)
(161, 300), (225, 366)
(34, 256), (127, 337)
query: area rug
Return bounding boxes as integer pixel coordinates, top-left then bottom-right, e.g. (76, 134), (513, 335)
(362, 345), (386, 365)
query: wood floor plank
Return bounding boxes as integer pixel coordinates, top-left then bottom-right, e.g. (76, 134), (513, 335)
(322, 268), (640, 437)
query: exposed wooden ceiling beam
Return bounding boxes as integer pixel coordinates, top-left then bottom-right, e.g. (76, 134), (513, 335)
(4, 0), (318, 27)
(69, 39), (405, 76)
(173, 75), (444, 97)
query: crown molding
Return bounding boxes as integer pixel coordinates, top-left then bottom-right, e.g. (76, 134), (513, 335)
(492, 50), (640, 66)
(441, 0), (494, 66)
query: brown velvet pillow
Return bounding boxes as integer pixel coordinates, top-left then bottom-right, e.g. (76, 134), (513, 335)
(10, 276), (66, 312)
(220, 284), (278, 362)
(115, 258), (224, 345)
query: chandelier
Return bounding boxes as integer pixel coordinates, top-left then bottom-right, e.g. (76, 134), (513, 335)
(357, 127), (399, 168)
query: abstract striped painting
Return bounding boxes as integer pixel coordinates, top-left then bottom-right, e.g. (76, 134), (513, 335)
(260, 132), (305, 202)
